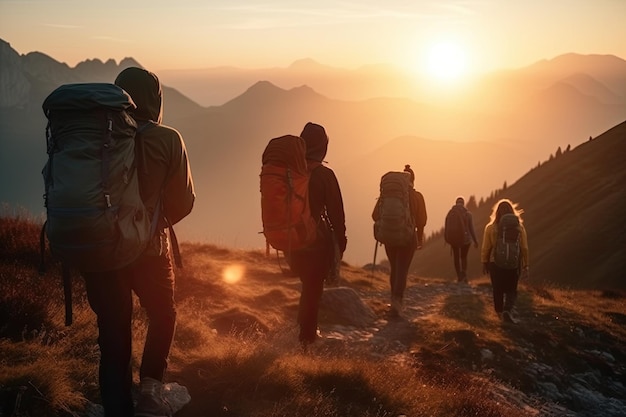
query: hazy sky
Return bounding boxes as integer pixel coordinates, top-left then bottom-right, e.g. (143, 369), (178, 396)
(1, 0), (625, 76)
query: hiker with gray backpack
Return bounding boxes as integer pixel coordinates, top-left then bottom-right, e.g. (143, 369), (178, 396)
(42, 68), (195, 417)
(481, 198), (529, 324)
(372, 165), (427, 317)
(444, 196), (478, 283)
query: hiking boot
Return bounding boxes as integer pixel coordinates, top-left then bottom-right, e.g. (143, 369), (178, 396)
(502, 311), (518, 324)
(390, 297), (403, 317)
(135, 377), (173, 417)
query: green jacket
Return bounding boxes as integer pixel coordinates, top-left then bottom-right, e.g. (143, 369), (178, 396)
(115, 67), (195, 229)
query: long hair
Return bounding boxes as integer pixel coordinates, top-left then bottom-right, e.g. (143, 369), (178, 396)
(488, 198), (524, 225)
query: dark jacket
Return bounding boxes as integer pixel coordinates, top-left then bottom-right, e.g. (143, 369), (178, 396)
(301, 122), (347, 253)
(447, 204), (478, 246)
(114, 67), (195, 228)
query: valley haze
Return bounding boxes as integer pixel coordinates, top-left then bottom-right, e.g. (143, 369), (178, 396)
(0, 39), (624, 283)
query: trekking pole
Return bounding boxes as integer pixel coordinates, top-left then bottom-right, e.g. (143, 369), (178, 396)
(371, 240), (379, 277)
(61, 262), (72, 326)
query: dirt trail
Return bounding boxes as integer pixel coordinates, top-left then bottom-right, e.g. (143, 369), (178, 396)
(316, 275), (626, 417)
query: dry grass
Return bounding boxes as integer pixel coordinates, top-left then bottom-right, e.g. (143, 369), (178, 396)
(1, 213), (625, 416)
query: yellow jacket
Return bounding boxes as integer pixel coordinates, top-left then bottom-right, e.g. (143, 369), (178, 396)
(481, 222), (529, 268)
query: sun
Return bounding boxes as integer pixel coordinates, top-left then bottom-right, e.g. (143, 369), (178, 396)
(423, 40), (469, 83)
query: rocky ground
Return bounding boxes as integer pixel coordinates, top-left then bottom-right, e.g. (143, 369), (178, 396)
(317, 276), (626, 417)
(79, 269), (626, 417)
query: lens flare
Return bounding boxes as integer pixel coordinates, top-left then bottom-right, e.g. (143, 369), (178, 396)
(222, 264), (245, 284)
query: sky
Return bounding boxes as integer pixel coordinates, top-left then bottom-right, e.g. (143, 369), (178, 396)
(1, 0), (626, 80)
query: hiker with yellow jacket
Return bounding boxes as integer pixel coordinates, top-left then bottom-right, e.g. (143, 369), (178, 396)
(481, 198), (529, 324)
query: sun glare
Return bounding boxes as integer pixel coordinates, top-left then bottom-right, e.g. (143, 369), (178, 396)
(223, 264), (245, 284)
(423, 40), (469, 83)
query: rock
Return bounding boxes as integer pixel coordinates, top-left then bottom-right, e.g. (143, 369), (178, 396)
(81, 382), (190, 417)
(320, 287), (376, 327)
(210, 308), (269, 335)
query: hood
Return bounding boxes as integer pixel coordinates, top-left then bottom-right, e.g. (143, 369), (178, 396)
(300, 122), (328, 162)
(114, 67), (162, 123)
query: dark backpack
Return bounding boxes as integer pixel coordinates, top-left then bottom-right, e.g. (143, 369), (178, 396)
(493, 213), (522, 269)
(444, 205), (469, 247)
(41, 83), (153, 272)
(373, 171), (415, 246)
(260, 135), (317, 252)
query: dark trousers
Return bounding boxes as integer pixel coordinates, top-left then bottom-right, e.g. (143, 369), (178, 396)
(452, 244), (471, 281)
(384, 244), (415, 302)
(290, 245), (332, 344)
(83, 252), (176, 417)
(488, 262), (519, 313)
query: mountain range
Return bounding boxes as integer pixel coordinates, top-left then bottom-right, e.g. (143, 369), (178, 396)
(0, 38), (624, 287)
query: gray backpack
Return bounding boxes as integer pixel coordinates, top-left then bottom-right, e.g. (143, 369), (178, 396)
(493, 213), (522, 269)
(41, 83), (153, 273)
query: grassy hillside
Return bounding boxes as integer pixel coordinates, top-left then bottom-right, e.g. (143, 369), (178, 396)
(1, 214), (625, 416)
(415, 120), (626, 289)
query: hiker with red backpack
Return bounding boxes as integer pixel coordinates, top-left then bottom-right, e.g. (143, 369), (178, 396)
(481, 198), (529, 324)
(274, 122), (347, 349)
(78, 68), (194, 417)
(372, 165), (427, 317)
(260, 122), (348, 350)
(444, 196), (478, 283)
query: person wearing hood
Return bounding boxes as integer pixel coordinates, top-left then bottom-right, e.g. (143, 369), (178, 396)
(288, 122), (347, 350)
(82, 67), (195, 417)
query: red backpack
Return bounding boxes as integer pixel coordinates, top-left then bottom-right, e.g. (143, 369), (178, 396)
(260, 135), (317, 252)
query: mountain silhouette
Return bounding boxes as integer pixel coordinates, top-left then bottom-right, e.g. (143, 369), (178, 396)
(413, 120), (626, 289)
(0, 38), (625, 288)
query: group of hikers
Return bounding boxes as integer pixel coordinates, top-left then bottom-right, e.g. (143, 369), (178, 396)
(41, 67), (529, 417)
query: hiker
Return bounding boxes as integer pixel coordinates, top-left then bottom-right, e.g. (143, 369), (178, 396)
(481, 198), (529, 324)
(444, 196), (478, 283)
(287, 122), (347, 349)
(372, 165), (427, 317)
(82, 68), (195, 417)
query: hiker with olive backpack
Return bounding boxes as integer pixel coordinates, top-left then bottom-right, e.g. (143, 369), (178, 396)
(481, 198), (529, 324)
(43, 68), (195, 417)
(372, 165), (427, 317)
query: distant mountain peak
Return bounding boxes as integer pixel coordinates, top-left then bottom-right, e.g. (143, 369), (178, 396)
(288, 58), (323, 70)
(243, 81), (322, 99)
(246, 80), (280, 94)
(119, 57), (142, 69)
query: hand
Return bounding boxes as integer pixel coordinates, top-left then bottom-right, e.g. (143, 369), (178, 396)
(520, 266), (529, 280)
(482, 262), (490, 275)
(417, 240), (423, 250)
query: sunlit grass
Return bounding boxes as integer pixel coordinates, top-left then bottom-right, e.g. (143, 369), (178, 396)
(1, 212), (624, 416)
